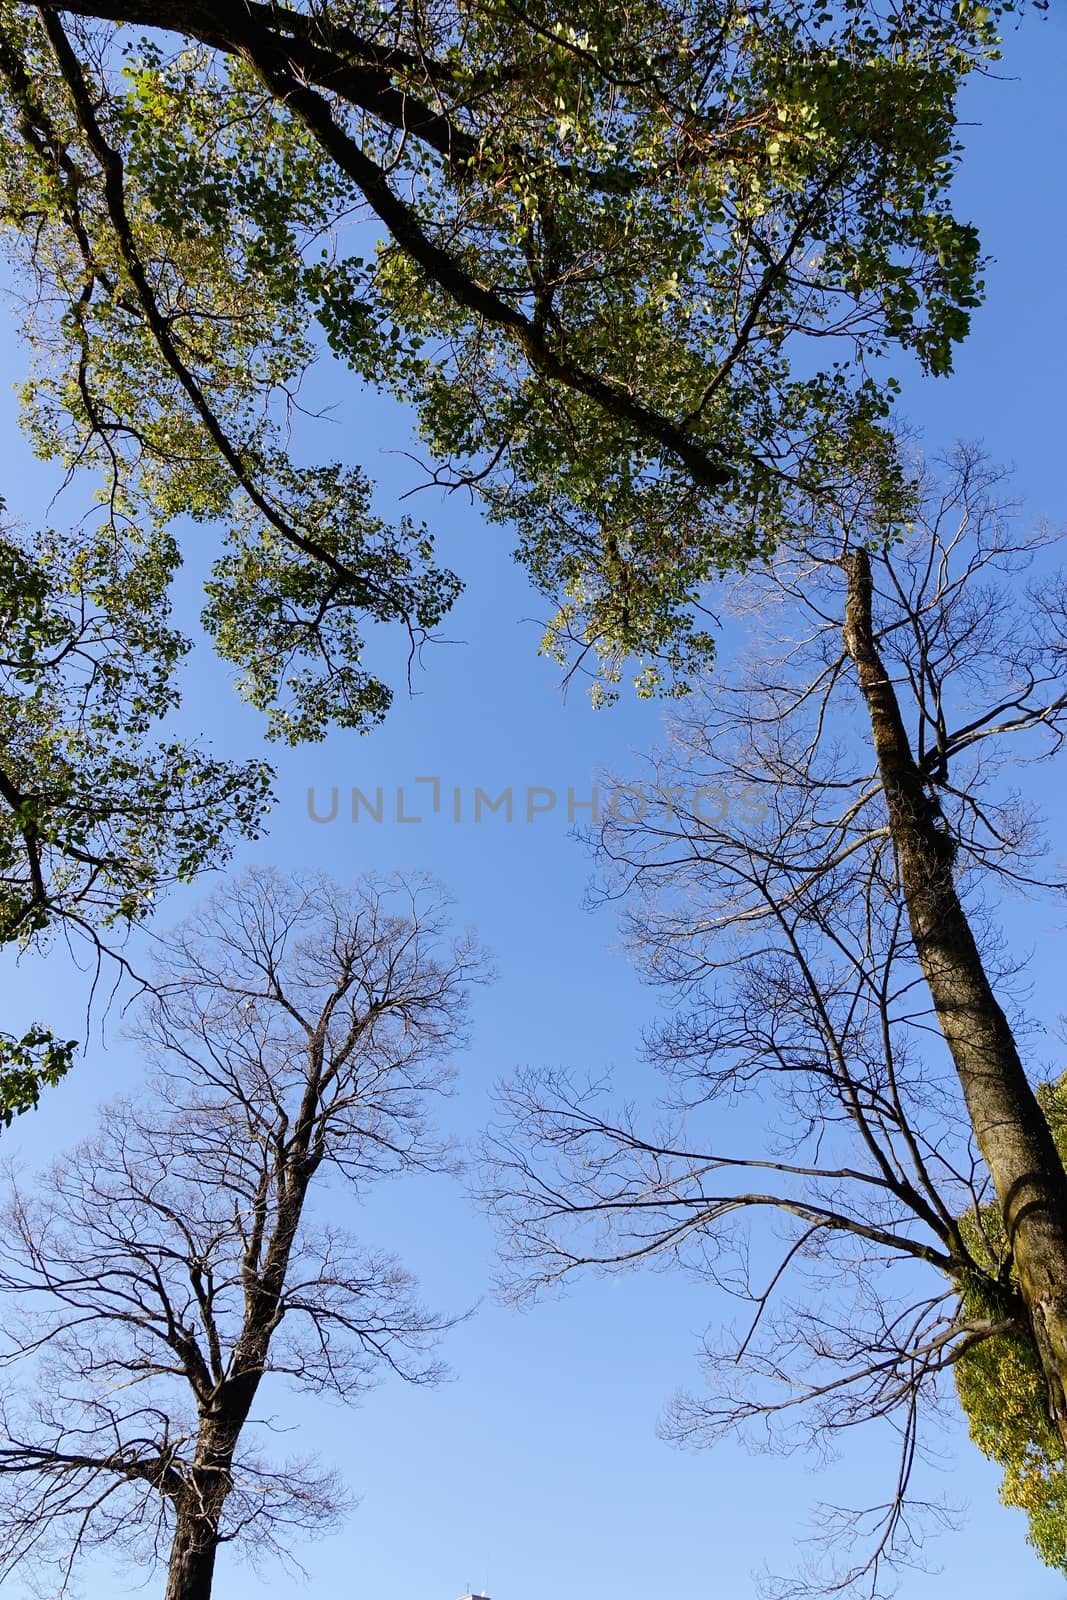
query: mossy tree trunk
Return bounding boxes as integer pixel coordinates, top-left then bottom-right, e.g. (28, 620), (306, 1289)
(843, 546), (1067, 1444)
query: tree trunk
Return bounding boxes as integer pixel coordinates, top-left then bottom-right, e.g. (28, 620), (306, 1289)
(159, 1227), (287, 1600)
(843, 547), (1067, 1442)
(164, 1507), (222, 1600)
(163, 1436), (238, 1600)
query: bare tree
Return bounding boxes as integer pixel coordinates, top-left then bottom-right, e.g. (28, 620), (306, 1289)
(485, 446), (1067, 1593)
(0, 867), (484, 1600)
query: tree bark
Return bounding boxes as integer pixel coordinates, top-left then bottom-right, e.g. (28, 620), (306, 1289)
(164, 1505), (222, 1600)
(158, 1056), (318, 1599)
(163, 1428), (240, 1600)
(843, 546), (1067, 1441)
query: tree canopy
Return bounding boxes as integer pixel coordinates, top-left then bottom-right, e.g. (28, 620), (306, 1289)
(0, 0), (1002, 726)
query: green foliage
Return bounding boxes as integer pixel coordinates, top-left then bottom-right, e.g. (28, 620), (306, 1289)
(0, 0), (1009, 709)
(955, 1078), (1067, 1573)
(0, 8), (460, 732)
(0, 511), (271, 945)
(0, 1025), (75, 1124)
(343, 0), (993, 695)
(202, 457), (462, 743)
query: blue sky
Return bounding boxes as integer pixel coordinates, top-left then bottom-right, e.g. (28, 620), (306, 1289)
(2, 12), (1067, 1600)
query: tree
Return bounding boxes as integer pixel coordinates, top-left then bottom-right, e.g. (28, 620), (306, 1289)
(483, 446), (1067, 1592)
(0, 866), (483, 1600)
